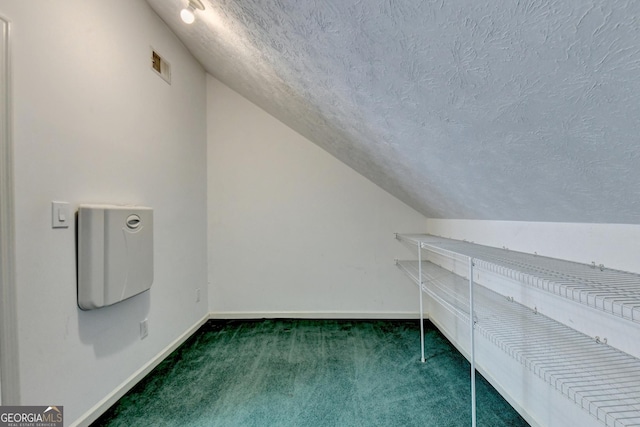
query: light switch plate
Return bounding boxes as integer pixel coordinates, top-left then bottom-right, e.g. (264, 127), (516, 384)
(52, 201), (70, 228)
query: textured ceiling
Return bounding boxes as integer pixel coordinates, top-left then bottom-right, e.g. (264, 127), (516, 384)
(147, 0), (640, 223)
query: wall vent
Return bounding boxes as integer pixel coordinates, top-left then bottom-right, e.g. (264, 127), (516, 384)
(151, 49), (171, 84)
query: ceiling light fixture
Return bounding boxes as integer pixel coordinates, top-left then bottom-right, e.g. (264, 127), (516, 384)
(180, 0), (204, 24)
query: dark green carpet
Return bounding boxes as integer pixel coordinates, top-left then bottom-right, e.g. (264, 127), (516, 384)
(93, 320), (528, 427)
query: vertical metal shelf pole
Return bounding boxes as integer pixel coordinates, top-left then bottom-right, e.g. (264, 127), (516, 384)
(469, 257), (476, 427)
(418, 244), (425, 363)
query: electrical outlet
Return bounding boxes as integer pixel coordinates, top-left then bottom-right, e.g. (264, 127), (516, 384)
(196, 288), (201, 303)
(140, 319), (148, 339)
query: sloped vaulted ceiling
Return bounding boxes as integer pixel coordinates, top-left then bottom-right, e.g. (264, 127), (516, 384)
(147, 0), (640, 224)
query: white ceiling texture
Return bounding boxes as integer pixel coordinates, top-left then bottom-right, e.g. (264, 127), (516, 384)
(147, 0), (640, 223)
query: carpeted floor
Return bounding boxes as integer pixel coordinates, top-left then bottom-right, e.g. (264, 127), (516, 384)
(93, 319), (528, 426)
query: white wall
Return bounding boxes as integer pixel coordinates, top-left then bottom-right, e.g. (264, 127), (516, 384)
(207, 76), (426, 318)
(2, 0), (208, 424)
(427, 219), (640, 274)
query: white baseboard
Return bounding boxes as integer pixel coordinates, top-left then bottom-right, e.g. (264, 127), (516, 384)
(209, 311), (425, 320)
(71, 314), (209, 427)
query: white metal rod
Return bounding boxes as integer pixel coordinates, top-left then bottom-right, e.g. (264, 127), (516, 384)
(469, 257), (476, 427)
(419, 244), (425, 363)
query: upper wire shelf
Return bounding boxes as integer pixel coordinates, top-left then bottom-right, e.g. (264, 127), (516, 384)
(396, 234), (640, 324)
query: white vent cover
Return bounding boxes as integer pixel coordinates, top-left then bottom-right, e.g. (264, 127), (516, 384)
(77, 204), (153, 310)
(151, 49), (171, 84)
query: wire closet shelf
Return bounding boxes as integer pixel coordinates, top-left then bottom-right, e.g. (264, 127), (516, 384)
(395, 233), (640, 427)
(399, 234), (640, 323)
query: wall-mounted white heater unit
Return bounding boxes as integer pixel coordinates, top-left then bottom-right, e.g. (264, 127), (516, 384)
(77, 204), (153, 310)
